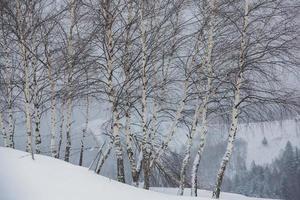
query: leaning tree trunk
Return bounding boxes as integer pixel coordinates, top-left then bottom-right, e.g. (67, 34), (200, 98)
(178, 20), (209, 195)
(190, 0), (216, 196)
(212, 88), (240, 199)
(212, 0), (249, 198)
(191, 99), (209, 196)
(96, 142), (113, 174)
(178, 103), (201, 195)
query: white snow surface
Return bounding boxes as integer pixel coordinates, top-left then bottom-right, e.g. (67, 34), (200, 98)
(0, 147), (276, 200)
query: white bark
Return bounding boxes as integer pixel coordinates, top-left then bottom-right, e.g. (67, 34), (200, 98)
(64, 0), (76, 162)
(191, 97), (209, 196)
(7, 105), (14, 148)
(33, 101), (41, 154)
(24, 41), (33, 159)
(123, 0), (139, 186)
(64, 98), (72, 162)
(178, 103), (201, 195)
(33, 62), (41, 154)
(79, 94), (89, 166)
(190, 0), (216, 195)
(3, 47), (14, 148)
(212, 0), (249, 198)
(57, 105), (65, 159)
(96, 142), (113, 174)
(102, 0), (126, 183)
(0, 112), (7, 147)
(46, 48), (57, 158)
(16, 0), (34, 159)
(139, 0), (151, 189)
(151, 33), (159, 143)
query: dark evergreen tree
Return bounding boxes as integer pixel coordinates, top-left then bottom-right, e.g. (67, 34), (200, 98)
(262, 137), (268, 146)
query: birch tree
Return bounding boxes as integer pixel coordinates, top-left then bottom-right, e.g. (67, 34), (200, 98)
(212, 0), (299, 198)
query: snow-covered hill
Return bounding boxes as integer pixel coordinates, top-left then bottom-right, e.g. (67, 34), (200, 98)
(0, 147), (276, 200)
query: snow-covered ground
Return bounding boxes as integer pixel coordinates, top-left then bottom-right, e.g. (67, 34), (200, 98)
(0, 147), (276, 200)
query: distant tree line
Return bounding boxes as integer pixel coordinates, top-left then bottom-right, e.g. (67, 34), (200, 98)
(226, 141), (300, 200)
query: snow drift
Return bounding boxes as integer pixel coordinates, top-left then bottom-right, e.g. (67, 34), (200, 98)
(0, 147), (275, 200)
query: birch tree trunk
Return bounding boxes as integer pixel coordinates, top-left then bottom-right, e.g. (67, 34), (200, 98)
(212, 0), (249, 198)
(23, 41), (33, 159)
(64, 0), (76, 162)
(178, 20), (213, 194)
(191, 96), (210, 196)
(33, 64), (41, 154)
(102, 0), (126, 183)
(64, 98), (72, 162)
(123, 0), (139, 186)
(139, 0), (151, 189)
(45, 47), (57, 158)
(7, 75), (14, 148)
(190, 0), (216, 196)
(4, 47), (14, 148)
(33, 102), (41, 154)
(112, 108), (125, 182)
(0, 112), (7, 147)
(50, 82), (57, 157)
(57, 104), (65, 159)
(178, 103), (201, 195)
(79, 94), (89, 166)
(17, 0), (34, 159)
(96, 142), (113, 174)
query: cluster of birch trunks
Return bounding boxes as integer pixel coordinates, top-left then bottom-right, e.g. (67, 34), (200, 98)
(0, 0), (299, 199)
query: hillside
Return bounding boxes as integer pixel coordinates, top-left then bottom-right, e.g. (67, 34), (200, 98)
(0, 147), (276, 200)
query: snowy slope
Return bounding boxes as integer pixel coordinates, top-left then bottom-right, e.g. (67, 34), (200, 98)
(0, 147), (275, 200)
